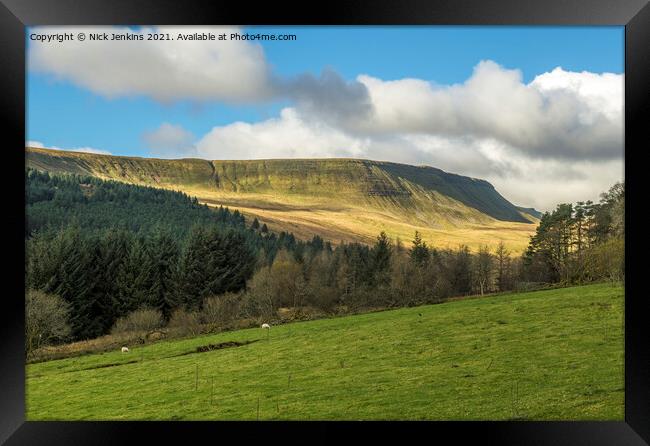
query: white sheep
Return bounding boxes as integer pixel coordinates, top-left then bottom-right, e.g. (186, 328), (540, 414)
(261, 323), (271, 329)
(121, 346), (129, 353)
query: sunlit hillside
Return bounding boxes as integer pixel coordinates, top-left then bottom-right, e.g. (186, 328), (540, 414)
(26, 147), (538, 253)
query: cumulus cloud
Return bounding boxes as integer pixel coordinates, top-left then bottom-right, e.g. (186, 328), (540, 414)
(29, 26), (272, 102)
(356, 61), (623, 161)
(26, 140), (111, 155)
(196, 108), (370, 160)
(142, 123), (196, 158)
(276, 68), (373, 130)
(29, 27), (373, 114)
(484, 158), (624, 211)
(29, 31), (622, 162)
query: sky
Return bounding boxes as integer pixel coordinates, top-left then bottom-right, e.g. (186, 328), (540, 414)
(26, 26), (624, 211)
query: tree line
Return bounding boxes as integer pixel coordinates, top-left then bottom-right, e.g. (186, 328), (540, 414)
(25, 169), (624, 349)
(522, 182), (624, 284)
(26, 168), (247, 238)
(25, 169), (328, 340)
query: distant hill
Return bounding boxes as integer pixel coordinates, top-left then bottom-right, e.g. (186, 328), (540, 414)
(516, 206), (543, 220)
(26, 147), (538, 252)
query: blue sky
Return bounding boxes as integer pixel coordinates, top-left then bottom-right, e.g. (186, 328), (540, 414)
(26, 26), (624, 209)
(27, 26), (623, 158)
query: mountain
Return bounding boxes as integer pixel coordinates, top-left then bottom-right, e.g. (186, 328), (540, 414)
(26, 147), (538, 253)
(516, 206), (543, 220)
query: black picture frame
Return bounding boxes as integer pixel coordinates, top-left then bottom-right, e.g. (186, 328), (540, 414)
(1, 0), (648, 444)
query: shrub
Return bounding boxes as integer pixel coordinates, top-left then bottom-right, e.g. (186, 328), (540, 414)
(202, 293), (241, 329)
(277, 305), (324, 321)
(167, 308), (202, 337)
(584, 237), (624, 283)
(25, 289), (71, 356)
(111, 308), (163, 335)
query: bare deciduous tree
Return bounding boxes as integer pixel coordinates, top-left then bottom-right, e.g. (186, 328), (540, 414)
(473, 245), (494, 296)
(495, 241), (512, 292)
(202, 293), (241, 329)
(26, 289), (71, 357)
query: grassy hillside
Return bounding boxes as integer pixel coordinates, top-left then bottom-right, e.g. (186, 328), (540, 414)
(26, 147), (538, 253)
(26, 283), (623, 420)
(516, 206), (543, 219)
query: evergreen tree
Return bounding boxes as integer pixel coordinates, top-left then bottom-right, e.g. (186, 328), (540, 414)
(371, 231), (392, 286)
(143, 227), (180, 318)
(410, 231), (430, 266)
(115, 236), (149, 316)
(176, 225), (210, 309)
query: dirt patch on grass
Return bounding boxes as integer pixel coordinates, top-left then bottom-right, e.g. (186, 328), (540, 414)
(85, 359), (141, 370)
(196, 340), (259, 352)
(53, 359), (143, 375)
(179, 339), (260, 356)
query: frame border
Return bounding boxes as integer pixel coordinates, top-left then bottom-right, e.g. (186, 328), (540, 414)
(1, 0), (648, 444)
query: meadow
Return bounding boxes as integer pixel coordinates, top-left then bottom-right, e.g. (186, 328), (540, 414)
(26, 282), (624, 420)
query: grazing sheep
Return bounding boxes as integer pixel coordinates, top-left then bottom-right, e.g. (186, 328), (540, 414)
(121, 346), (129, 353)
(261, 323), (270, 340)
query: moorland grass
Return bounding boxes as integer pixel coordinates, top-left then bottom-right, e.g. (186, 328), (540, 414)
(26, 147), (537, 253)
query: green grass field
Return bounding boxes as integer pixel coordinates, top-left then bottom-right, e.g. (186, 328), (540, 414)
(26, 283), (624, 420)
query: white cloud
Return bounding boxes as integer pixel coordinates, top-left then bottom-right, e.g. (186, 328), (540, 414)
(27, 141), (46, 148)
(142, 123), (196, 158)
(26, 140), (111, 155)
(193, 100), (623, 211)
(531, 67), (623, 122)
(196, 108), (370, 160)
(29, 26), (272, 102)
(484, 157), (624, 211)
(356, 61), (623, 161)
(407, 136), (624, 210)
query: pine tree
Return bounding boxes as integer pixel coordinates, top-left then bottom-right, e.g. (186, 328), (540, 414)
(410, 231), (430, 266)
(144, 226), (180, 318)
(176, 225), (209, 309)
(371, 231), (392, 286)
(115, 236), (149, 317)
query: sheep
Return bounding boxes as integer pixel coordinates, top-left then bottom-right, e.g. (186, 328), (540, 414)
(121, 346), (129, 353)
(261, 323), (270, 340)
